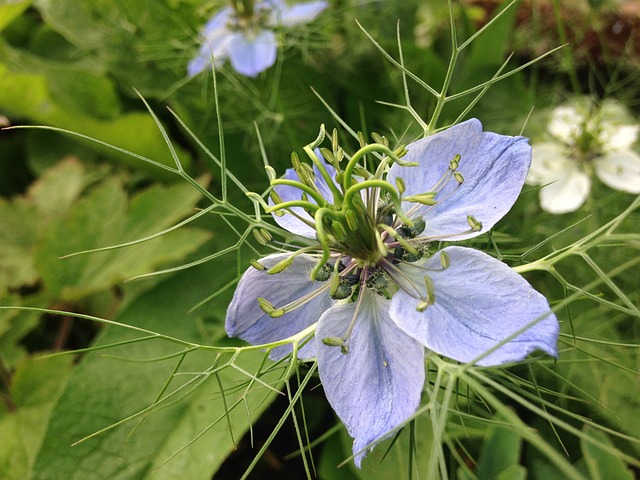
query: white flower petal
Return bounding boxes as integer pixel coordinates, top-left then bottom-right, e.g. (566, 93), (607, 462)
(527, 142), (572, 185)
(548, 106), (584, 142)
(594, 150), (640, 194)
(600, 125), (639, 152)
(539, 165), (591, 214)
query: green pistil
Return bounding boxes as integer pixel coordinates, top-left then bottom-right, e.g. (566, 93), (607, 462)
(265, 199), (320, 216)
(270, 178), (327, 206)
(303, 126), (345, 206)
(344, 179), (413, 227)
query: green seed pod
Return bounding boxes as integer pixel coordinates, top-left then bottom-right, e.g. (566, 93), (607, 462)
(411, 218), (426, 236)
(314, 262), (333, 282)
(331, 281), (353, 300)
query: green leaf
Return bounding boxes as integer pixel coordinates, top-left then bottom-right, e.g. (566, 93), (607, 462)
(33, 0), (198, 96)
(31, 259), (280, 480)
(580, 425), (634, 480)
(0, 354), (73, 480)
(474, 423), (523, 480)
(0, 45), (190, 176)
(0, 196), (39, 292)
(465, 1), (520, 70)
(0, 0), (31, 33)
(0, 294), (43, 369)
(496, 465), (527, 480)
(33, 167), (211, 301)
(348, 415), (434, 479)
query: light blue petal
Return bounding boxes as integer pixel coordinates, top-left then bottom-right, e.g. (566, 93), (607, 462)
(387, 119), (531, 240)
(226, 253), (333, 359)
(271, 150), (338, 238)
(227, 29), (277, 77)
(202, 7), (233, 37)
(188, 8), (234, 77)
(271, 168), (319, 238)
(389, 247), (559, 366)
(316, 292), (425, 467)
(268, 0), (329, 26)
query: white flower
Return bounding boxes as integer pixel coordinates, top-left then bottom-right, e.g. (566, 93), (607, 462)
(526, 98), (640, 214)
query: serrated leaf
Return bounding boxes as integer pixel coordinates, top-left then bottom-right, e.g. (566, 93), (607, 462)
(31, 259), (280, 480)
(26, 156), (94, 219)
(0, 354), (73, 480)
(0, 293), (43, 368)
(0, 197), (39, 291)
(33, 171), (211, 301)
(580, 425), (634, 480)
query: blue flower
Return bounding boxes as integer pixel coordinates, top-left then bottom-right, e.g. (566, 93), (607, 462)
(225, 119), (559, 465)
(188, 0), (328, 78)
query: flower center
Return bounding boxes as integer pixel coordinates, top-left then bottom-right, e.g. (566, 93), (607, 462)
(260, 127), (481, 352)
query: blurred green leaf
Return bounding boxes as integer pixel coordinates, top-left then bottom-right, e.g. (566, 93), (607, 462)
(31, 257), (279, 480)
(0, 0), (31, 33)
(349, 415), (434, 479)
(0, 294), (42, 368)
(557, 306), (640, 453)
(0, 43), (191, 176)
(580, 425), (634, 480)
(0, 197), (39, 292)
(474, 423), (524, 480)
(32, 163), (211, 302)
(318, 432), (357, 480)
(33, 0), (197, 96)
(465, 1), (520, 71)
(496, 464), (527, 480)
(0, 354), (73, 480)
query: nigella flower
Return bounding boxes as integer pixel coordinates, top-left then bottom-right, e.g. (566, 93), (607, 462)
(525, 98), (640, 214)
(188, 0), (328, 78)
(226, 119), (559, 466)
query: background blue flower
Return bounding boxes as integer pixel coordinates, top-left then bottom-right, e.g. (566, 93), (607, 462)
(188, 0), (328, 77)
